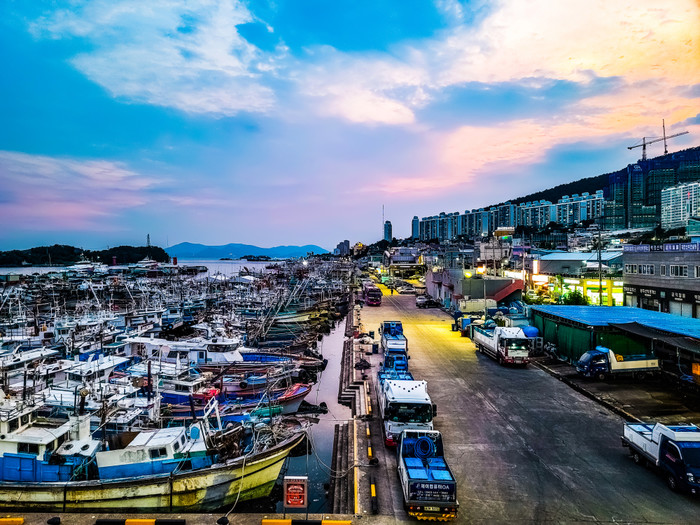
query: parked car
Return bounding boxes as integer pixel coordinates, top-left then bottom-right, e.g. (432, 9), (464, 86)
(397, 285), (416, 294)
(416, 295), (428, 308)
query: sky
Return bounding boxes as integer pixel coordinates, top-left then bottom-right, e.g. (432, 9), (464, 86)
(0, 0), (698, 251)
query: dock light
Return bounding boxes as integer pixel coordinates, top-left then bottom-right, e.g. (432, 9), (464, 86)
(464, 271), (473, 278)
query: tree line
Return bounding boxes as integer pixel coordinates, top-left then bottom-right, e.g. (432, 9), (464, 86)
(0, 244), (170, 267)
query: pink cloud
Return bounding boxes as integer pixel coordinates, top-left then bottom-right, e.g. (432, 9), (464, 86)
(0, 151), (159, 230)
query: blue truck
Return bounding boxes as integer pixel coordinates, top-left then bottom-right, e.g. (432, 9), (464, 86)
(576, 346), (659, 381)
(622, 422), (700, 493)
(397, 430), (459, 521)
(380, 321), (408, 354)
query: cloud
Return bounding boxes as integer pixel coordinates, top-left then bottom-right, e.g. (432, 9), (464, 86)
(31, 0), (279, 116)
(0, 151), (159, 230)
(294, 0), (698, 126)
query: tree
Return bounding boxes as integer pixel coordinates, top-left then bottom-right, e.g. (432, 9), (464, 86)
(562, 290), (589, 305)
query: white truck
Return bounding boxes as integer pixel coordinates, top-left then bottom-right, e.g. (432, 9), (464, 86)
(375, 378), (436, 447)
(397, 430), (458, 521)
(621, 422), (700, 493)
(472, 326), (531, 366)
(576, 346), (659, 380)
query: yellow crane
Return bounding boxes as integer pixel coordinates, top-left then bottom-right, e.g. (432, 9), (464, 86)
(628, 119), (689, 161)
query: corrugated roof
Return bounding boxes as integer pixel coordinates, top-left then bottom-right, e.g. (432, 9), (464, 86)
(530, 305), (700, 340)
(539, 252), (622, 262)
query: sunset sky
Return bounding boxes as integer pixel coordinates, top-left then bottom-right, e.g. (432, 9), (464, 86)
(1, 0), (698, 251)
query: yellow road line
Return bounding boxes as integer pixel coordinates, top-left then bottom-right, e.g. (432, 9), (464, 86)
(353, 418), (359, 515)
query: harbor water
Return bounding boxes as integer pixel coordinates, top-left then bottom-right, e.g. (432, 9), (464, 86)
(231, 322), (351, 514)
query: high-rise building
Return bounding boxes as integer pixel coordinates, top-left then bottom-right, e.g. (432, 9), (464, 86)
(411, 216), (419, 239)
(661, 182), (700, 229)
(384, 220), (393, 242)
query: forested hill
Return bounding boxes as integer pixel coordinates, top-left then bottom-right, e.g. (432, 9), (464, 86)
(0, 245), (169, 267)
(494, 172), (610, 207)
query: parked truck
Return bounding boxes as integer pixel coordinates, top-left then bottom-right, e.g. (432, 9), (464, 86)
(380, 320), (408, 354)
(397, 430), (459, 521)
(621, 422), (700, 493)
(375, 377), (436, 447)
(576, 346), (659, 381)
(472, 326), (531, 366)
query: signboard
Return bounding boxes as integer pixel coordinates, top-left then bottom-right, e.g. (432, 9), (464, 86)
(283, 476), (308, 509)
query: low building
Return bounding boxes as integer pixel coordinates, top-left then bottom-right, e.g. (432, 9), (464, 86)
(623, 243), (700, 317)
(525, 251), (624, 305)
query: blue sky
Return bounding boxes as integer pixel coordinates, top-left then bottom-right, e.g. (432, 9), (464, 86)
(0, 0), (698, 251)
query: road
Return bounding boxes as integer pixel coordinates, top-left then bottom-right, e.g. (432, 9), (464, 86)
(361, 292), (698, 524)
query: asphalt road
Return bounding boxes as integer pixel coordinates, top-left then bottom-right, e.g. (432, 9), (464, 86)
(360, 292), (699, 524)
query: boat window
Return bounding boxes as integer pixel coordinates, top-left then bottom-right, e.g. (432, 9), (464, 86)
(18, 443), (40, 455)
(8, 418), (18, 432)
(173, 442), (180, 451)
(149, 447), (168, 459)
(180, 436), (186, 446)
(21, 414), (29, 426)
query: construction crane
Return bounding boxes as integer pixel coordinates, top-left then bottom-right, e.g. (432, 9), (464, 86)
(628, 119), (689, 161)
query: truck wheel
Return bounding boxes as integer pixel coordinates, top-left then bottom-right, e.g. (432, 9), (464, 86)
(667, 474), (679, 492)
(596, 372), (606, 381)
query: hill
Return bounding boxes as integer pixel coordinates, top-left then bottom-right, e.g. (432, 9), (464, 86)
(0, 245), (169, 267)
(166, 242), (328, 259)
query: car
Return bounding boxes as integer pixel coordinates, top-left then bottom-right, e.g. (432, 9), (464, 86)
(416, 295), (440, 307)
(397, 285), (416, 294)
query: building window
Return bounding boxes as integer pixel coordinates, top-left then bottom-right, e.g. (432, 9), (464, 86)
(660, 265), (666, 276)
(670, 265), (688, 277)
(624, 264), (638, 274)
(695, 266), (700, 278)
(638, 264), (655, 275)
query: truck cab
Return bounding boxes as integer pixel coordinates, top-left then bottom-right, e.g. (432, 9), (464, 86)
(577, 346), (659, 380)
(622, 422), (700, 494)
(397, 430), (458, 521)
(376, 379), (436, 446)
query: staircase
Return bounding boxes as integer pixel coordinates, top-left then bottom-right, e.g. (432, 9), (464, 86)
(492, 279), (524, 303)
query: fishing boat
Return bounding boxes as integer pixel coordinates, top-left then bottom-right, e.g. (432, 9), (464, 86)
(0, 396), (306, 512)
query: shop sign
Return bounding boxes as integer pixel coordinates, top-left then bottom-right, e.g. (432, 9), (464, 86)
(623, 286), (637, 294)
(283, 476), (308, 509)
(664, 243), (700, 252)
(650, 245), (664, 252)
(563, 278), (581, 285)
(670, 291), (687, 302)
(694, 293), (700, 304)
(623, 244), (650, 252)
(586, 280), (604, 286)
(639, 287), (658, 298)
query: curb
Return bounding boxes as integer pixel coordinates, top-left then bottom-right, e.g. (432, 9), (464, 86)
(531, 360), (642, 423)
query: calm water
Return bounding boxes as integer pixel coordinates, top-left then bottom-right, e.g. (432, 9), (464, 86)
(231, 323), (352, 515)
(0, 259), (278, 276)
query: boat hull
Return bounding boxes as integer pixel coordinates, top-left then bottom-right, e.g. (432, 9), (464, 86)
(0, 432), (304, 512)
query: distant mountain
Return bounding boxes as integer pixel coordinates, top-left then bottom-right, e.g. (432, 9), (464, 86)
(166, 242), (328, 259)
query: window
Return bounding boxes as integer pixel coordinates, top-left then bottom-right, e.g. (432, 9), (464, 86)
(661, 265), (666, 276)
(639, 264), (655, 275)
(18, 443), (40, 455)
(149, 447), (168, 459)
(8, 418), (18, 432)
(670, 265), (688, 277)
(625, 264), (638, 274)
(695, 266), (700, 278)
